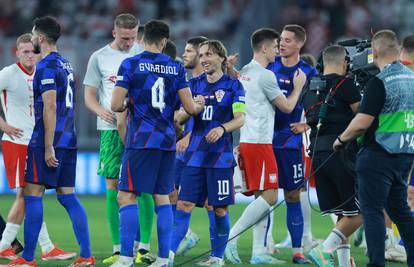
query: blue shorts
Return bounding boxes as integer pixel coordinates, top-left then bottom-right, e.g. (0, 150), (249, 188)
(119, 149), (175, 195)
(174, 159), (185, 190)
(25, 147), (77, 188)
(178, 166), (235, 207)
(273, 148), (304, 190)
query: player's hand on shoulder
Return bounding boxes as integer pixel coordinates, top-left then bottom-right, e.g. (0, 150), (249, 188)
(45, 146), (59, 168)
(227, 53), (240, 78)
(98, 108), (116, 124)
(293, 68), (307, 90)
(205, 126), (225, 143)
(0, 123), (23, 140)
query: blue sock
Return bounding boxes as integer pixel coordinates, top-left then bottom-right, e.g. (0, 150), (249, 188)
(22, 196), (43, 261)
(57, 194), (91, 258)
(214, 213), (230, 259)
(156, 204), (173, 259)
(207, 210), (217, 257)
(172, 204), (177, 217)
(135, 217), (141, 244)
(119, 204), (138, 257)
(171, 210), (191, 253)
(286, 202), (304, 248)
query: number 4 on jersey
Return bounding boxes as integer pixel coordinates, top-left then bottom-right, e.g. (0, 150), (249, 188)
(151, 77), (166, 112)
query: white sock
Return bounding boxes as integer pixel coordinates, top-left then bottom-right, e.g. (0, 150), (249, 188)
(266, 210), (274, 248)
(252, 215), (268, 256)
(116, 244), (122, 254)
(185, 228), (192, 238)
(138, 242), (150, 252)
(330, 214), (338, 225)
(229, 197), (270, 243)
(38, 222), (55, 253)
(337, 244), (351, 267)
(385, 227), (394, 247)
(156, 256), (169, 265)
(133, 242), (138, 257)
(0, 223), (20, 250)
(300, 191), (312, 242)
(322, 228), (346, 253)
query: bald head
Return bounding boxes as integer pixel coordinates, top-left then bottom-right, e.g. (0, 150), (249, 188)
(372, 30), (400, 58)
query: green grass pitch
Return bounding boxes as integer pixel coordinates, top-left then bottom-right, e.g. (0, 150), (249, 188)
(0, 195), (406, 266)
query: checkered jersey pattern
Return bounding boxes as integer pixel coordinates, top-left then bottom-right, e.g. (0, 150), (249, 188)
(184, 74), (245, 168)
(29, 52), (77, 149)
(267, 56), (317, 150)
(116, 51), (188, 151)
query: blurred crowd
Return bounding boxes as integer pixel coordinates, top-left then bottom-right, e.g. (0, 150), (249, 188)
(1, 0), (413, 56)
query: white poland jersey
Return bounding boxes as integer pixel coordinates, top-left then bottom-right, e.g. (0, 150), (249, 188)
(0, 63), (35, 145)
(239, 60), (283, 144)
(83, 43), (142, 130)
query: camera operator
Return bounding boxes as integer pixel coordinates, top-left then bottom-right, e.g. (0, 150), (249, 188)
(304, 45), (363, 267)
(333, 30), (414, 267)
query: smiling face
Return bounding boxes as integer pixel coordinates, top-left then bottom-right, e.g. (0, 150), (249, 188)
(113, 26), (138, 52)
(199, 44), (225, 75)
(279, 30), (303, 58)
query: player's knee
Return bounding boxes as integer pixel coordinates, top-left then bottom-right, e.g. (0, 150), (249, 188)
(213, 206), (228, 217)
(177, 200), (194, 212)
(407, 186), (414, 205)
(106, 179), (118, 190)
(169, 191), (178, 204)
(284, 189), (300, 203)
(23, 183), (44, 197)
(117, 191), (136, 207)
(261, 189), (278, 206)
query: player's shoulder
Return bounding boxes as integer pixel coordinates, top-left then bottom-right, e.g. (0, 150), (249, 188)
(189, 73), (206, 85)
(0, 63), (17, 74)
(298, 59), (317, 76)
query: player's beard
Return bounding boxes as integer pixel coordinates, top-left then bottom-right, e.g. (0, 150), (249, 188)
(184, 58), (197, 70)
(33, 42), (41, 54)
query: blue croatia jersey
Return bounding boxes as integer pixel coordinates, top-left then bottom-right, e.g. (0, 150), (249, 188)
(267, 56), (317, 150)
(184, 73), (245, 168)
(116, 51), (188, 151)
(29, 52), (76, 149)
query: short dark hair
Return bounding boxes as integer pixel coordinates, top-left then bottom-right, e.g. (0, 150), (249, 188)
(186, 36), (208, 48)
(144, 20), (170, 45)
(199, 40), (228, 71)
(114, 13), (139, 29)
(33, 16), (61, 44)
(137, 25), (145, 41)
(251, 28), (279, 52)
(163, 40), (177, 59)
(402, 34), (414, 53)
(283, 24), (306, 43)
(300, 53), (317, 67)
(322, 45), (347, 66)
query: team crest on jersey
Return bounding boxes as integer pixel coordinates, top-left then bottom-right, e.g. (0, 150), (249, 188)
(215, 90), (225, 103)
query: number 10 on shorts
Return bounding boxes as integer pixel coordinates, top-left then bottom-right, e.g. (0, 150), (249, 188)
(217, 180), (229, 196)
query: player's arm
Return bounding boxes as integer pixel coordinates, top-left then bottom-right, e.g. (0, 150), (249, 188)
(84, 85), (115, 124)
(176, 132), (191, 154)
(42, 90), (59, 167)
(111, 86), (128, 112)
(177, 88), (205, 118)
(0, 68), (23, 140)
(116, 110), (127, 144)
(272, 68), (307, 113)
